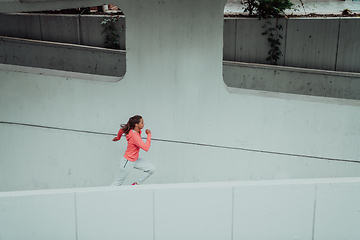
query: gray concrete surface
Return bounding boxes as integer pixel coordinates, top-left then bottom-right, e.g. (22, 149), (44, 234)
(0, 36), (126, 77)
(223, 61), (360, 100)
(1, 0), (360, 193)
(223, 17), (360, 73)
(1, 1), (359, 240)
(1, 178), (360, 240)
(1, 13), (359, 73)
(2, 34), (359, 100)
(0, 13), (126, 49)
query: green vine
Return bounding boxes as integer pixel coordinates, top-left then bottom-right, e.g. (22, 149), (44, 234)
(243, 0), (296, 65)
(101, 15), (121, 49)
(262, 20), (283, 65)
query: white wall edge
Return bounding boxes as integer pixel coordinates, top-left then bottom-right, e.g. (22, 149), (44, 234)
(1, 177), (360, 196)
(223, 82), (360, 107)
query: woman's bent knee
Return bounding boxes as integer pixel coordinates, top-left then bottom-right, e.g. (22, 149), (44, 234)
(147, 167), (155, 174)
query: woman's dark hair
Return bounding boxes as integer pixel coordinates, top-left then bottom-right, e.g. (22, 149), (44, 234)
(121, 115), (142, 134)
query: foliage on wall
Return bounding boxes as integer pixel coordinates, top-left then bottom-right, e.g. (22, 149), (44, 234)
(101, 15), (122, 49)
(243, 0), (297, 65)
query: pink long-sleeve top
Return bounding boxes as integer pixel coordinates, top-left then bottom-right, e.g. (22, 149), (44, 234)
(114, 128), (151, 162)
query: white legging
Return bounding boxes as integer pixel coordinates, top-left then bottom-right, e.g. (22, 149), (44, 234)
(112, 157), (155, 186)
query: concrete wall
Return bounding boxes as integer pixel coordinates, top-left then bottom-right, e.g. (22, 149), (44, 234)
(0, 13), (126, 50)
(3, 36), (360, 99)
(1, 178), (359, 240)
(0, 36), (126, 77)
(0, 0), (360, 193)
(1, 1), (358, 239)
(223, 17), (360, 73)
(1, 13), (359, 73)
(223, 61), (360, 100)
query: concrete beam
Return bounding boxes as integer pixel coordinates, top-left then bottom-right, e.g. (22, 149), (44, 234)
(0, 36), (126, 77)
(0, 0), (104, 13)
(223, 61), (360, 100)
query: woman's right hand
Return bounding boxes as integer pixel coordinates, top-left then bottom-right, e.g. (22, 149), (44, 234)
(145, 129), (151, 135)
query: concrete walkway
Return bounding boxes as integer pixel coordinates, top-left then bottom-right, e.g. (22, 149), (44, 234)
(224, 1), (360, 15)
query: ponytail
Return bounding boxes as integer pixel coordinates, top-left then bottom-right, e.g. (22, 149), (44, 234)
(121, 115), (142, 134)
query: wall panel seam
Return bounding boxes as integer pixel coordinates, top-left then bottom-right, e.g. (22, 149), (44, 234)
(334, 19), (341, 71)
(311, 184), (318, 240)
(283, 18), (288, 66)
(153, 189), (156, 240)
(74, 193), (79, 240)
(231, 186), (234, 240)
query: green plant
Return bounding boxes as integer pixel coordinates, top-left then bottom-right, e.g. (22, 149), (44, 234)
(101, 16), (121, 49)
(242, 0), (295, 65)
(257, 0), (294, 19)
(262, 20), (283, 64)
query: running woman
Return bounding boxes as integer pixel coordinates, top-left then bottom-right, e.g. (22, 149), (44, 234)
(111, 115), (155, 186)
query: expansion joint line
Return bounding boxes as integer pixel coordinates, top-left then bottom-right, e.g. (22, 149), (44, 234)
(1, 121), (359, 164)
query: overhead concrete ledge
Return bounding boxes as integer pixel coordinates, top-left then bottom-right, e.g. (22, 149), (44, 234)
(0, 0), (19, 3)
(0, 63), (122, 82)
(0, 36), (126, 79)
(223, 61), (360, 100)
(0, 0), (102, 13)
